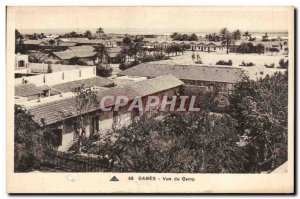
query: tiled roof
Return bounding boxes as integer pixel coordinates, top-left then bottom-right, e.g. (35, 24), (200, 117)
(52, 49), (97, 60)
(28, 75), (183, 125)
(77, 39), (107, 45)
(23, 40), (47, 45)
(57, 42), (78, 47)
(68, 46), (95, 51)
(15, 84), (44, 97)
(119, 63), (244, 84)
(51, 77), (114, 93)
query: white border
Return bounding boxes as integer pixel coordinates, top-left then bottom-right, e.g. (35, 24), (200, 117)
(1, 1), (298, 198)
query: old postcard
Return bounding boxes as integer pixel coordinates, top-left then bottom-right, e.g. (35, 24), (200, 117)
(6, 6), (294, 193)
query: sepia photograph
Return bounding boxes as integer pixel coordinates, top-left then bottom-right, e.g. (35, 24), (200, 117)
(6, 6), (294, 193)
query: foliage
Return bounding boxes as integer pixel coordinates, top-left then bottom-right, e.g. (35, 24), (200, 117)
(119, 60), (140, 71)
(14, 105), (46, 172)
(264, 63), (275, 68)
(279, 59), (288, 69)
(85, 112), (247, 173)
(164, 44), (184, 56)
(194, 54), (202, 64)
(171, 33), (198, 41)
(28, 51), (48, 63)
(15, 29), (25, 54)
(72, 86), (98, 153)
(232, 29), (242, 40)
(228, 72), (288, 172)
(216, 60), (232, 66)
(240, 61), (255, 67)
(96, 64), (113, 77)
(93, 44), (109, 65)
(256, 43), (264, 55)
(269, 47), (279, 55)
(84, 30), (93, 39)
(96, 27), (104, 35)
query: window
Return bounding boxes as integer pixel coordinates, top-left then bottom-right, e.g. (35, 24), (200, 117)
(93, 116), (99, 133)
(132, 108), (139, 118)
(43, 129), (62, 147)
(113, 111), (118, 123)
(52, 129), (62, 146)
(18, 60), (25, 68)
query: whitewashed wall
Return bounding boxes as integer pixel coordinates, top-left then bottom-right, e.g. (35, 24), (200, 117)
(15, 66), (96, 86)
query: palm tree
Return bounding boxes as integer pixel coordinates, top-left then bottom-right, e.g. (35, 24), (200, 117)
(96, 27), (104, 36)
(233, 29), (241, 40)
(220, 28), (232, 54)
(93, 44), (109, 65)
(84, 30), (93, 39)
(243, 31), (251, 39)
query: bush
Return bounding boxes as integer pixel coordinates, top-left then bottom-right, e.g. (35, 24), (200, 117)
(264, 63), (275, 68)
(119, 60), (140, 70)
(239, 61), (255, 67)
(278, 59), (288, 69)
(216, 60), (232, 66)
(96, 64), (113, 77)
(14, 105), (47, 172)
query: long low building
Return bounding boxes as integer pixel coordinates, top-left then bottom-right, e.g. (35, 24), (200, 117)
(118, 63), (244, 93)
(27, 74), (184, 151)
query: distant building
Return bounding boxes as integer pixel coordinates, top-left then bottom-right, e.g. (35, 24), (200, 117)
(118, 63), (244, 93)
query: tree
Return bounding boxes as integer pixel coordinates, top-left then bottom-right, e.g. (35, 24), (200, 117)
(237, 43), (251, 54)
(269, 48), (279, 55)
(262, 32), (269, 41)
(170, 32), (178, 39)
(48, 39), (56, 46)
(279, 59), (288, 69)
(15, 29), (25, 54)
(90, 112), (247, 173)
(69, 31), (79, 38)
(73, 86), (98, 153)
(96, 63), (113, 77)
(188, 33), (198, 41)
(228, 72), (288, 172)
(96, 27), (104, 36)
(232, 29), (241, 40)
(28, 51), (47, 63)
(219, 28), (232, 54)
(256, 43), (264, 55)
(14, 105), (46, 172)
(93, 44), (109, 65)
(191, 53), (195, 61)
(243, 31), (251, 39)
(84, 30), (93, 39)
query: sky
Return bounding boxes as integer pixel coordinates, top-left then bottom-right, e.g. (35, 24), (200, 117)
(9, 7), (292, 34)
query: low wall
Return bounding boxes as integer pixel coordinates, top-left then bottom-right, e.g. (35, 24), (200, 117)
(15, 66), (96, 86)
(28, 63), (92, 73)
(42, 150), (115, 172)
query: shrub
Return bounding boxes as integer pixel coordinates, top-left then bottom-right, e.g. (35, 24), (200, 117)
(96, 64), (113, 77)
(119, 60), (140, 71)
(216, 60), (232, 66)
(239, 61), (255, 67)
(278, 59), (288, 69)
(264, 63), (275, 68)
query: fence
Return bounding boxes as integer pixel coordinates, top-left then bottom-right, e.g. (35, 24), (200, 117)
(42, 150), (114, 172)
